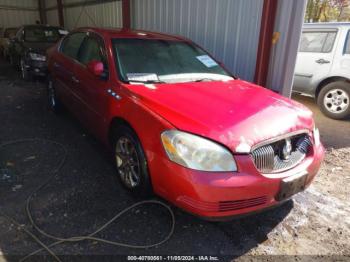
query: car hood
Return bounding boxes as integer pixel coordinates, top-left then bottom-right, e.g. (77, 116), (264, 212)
(125, 80), (314, 153)
(23, 42), (56, 54)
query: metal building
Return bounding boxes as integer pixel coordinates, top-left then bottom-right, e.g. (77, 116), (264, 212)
(0, 0), (39, 27)
(0, 0), (307, 97)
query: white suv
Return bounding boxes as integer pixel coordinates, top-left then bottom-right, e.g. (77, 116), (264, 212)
(293, 23), (350, 119)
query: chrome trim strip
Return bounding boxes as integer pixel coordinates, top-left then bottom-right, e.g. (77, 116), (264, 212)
(250, 129), (310, 152)
(268, 154), (306, 174)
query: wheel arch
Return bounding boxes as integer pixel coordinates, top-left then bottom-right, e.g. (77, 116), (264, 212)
(108, 117), (136, 146)
(107, 116), (155, 194)
(316, 76), (350, 98)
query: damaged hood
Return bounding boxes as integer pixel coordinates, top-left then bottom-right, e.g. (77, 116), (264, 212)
(125, 80), (314, 153)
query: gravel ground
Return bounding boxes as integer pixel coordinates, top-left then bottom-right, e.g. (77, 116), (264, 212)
(0, 58), (349, 262)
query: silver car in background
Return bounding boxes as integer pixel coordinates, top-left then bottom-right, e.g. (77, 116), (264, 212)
(293, 23), (350, 120)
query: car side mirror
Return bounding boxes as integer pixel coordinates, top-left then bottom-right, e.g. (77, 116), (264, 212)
(87, 60), (104, 77)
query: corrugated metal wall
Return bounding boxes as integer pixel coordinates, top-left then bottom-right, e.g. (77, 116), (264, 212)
(64, 1), (122, 30)
(46, 0), (60, 26)
(46, 9), (60, 27)
(0, 0), (39, 28)
(266, 0), (307, 96)
(131, 0), (263, 81)
(44, 0), (123, 29)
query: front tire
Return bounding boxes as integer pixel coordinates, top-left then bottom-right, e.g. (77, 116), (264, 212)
(317, 81), (350, 120)
(112, 125), (152, 197)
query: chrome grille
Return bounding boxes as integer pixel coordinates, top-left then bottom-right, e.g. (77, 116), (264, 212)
(251, 134), (312, 174)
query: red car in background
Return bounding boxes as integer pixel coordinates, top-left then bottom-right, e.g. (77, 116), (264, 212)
(46, 27), (325, 220)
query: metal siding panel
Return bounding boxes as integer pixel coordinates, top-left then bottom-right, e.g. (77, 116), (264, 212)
(266, 0), (307, 96)
(131, 0), (263, 81)
(0, 0), (38, 8)
(62, 0), (123, 30)
(0, 0), (39, 28)
(46, 0), (58, 9)
(47, 9), (60, 26)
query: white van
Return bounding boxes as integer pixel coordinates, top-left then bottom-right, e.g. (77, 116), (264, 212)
(293, 22), (350, 120)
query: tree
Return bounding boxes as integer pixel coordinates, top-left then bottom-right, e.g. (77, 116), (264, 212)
(305, 0), (350, 22)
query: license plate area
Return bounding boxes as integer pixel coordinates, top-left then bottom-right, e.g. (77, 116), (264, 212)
(276, 172), (308, 201)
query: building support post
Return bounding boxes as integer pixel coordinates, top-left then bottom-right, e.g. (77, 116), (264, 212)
(38, 0), (47, 24)
(57, 0), (65, 28)
(122, 0), (131, 29)
(254, 0), (278, 87)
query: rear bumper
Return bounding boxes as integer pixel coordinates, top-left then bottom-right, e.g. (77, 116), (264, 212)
(153, 143), (325, 220)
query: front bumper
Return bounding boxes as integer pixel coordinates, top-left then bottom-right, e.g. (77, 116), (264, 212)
(26, 60), (48, 76)
(153, 143), (325, 220)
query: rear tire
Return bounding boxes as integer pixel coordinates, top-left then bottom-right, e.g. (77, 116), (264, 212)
(20, 58), (32, 81)
(111, 125), (152, 197)
(317, 81), (350, 120)
(47, 76), (62, 113)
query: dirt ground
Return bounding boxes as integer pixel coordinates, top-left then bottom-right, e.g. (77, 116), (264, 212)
(0, 57), (349, 262)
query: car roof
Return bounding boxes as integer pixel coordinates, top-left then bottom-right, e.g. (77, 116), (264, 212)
(23, 25), (63, 29)
(76, 27), (187, 41)
(304, 22), (350, 29)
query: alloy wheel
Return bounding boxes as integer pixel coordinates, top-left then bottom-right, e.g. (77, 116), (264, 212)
(323, 88), (349, 114)
(48, 80), (56, 108)
(115, 136), (141, 188)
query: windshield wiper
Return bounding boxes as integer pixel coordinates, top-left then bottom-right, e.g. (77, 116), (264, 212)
(193, 78), (216, 82)
(127, 79), (166, 84)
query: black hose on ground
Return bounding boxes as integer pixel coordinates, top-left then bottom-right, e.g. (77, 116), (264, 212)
(0, 138), (175, 262)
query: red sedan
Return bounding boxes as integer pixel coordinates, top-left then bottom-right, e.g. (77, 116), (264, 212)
(47, 27), (325, 220)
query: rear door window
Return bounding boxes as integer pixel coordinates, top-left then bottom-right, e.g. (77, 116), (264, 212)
(345, 31), (350, 54)
(60, 32), (86, 60)
(299, 31), (337, 53)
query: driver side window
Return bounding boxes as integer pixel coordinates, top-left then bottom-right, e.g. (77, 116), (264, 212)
(78, 35), (109, 74)
(61, 32), (86, 60)
(78, 37), (103, 65)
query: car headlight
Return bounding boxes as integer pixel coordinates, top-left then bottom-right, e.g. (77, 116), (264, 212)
(313, 126), (320, 147)
(161, 130), (237, 172)
(29, 52), (46, 61)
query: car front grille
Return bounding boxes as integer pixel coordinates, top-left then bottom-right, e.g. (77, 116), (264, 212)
(251, 133), (312, 174)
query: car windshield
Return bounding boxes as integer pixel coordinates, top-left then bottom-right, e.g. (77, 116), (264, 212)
(24, 27), (61, 43)
(112, 38), (233, 83)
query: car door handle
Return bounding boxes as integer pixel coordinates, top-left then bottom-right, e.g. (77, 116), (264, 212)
(315, 59), (330, 64)
(71, 76), (80, 84)
(53, 62), (60, 68)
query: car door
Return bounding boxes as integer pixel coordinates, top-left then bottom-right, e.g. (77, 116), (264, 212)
(331, 28), (350, 79)
(52, 32), (87, 115)
(294, 29), (338, 94)
(73, 33), (110, 137)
